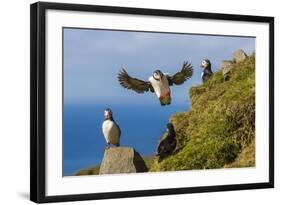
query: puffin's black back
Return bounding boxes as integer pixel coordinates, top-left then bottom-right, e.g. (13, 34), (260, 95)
(156, 123), (177, 161)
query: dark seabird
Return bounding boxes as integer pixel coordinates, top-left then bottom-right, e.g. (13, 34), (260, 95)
(200, 59), (213, 83)
(156, 123), (177, 161)
(118, 61), (193, 106)
(102, 108), (121, 148)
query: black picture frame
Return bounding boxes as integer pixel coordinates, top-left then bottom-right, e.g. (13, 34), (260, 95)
(30, 1), (274, 203)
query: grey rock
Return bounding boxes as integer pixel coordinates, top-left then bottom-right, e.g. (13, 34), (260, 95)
(221, 60), (233, 81)
(233, 49), (248, 63)
(221, 60), (233, 76)
(99, 147), (148, 174)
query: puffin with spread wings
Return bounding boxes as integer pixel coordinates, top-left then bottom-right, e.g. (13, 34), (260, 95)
(118, 61), (193, 106)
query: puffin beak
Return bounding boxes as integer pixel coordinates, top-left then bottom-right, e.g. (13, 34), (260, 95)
(200, 64), (204, 68)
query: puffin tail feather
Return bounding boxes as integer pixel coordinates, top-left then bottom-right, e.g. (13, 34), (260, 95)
(159, 94), (171, 106)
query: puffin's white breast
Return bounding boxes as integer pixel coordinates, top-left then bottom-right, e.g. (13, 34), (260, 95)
(201, 72), (204, 79)
(149, 76), (170, 98)
(102, 120), (120, 145)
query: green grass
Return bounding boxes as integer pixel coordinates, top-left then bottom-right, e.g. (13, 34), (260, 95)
(225, 139), (255, 168)
(150, 54), (255, 172)
(75, 165), (100, 176)
(143, 156), (156, 170)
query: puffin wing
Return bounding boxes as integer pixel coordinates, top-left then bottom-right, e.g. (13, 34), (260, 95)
(157, 140), (163, 153)
(156, 134), (167, 155)
(118, 68), (154, 93)
(116, 123), (121, 138)
(166, 61), (193, 86)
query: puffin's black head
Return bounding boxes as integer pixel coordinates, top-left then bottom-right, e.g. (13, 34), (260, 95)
(200, 59), (211, 70)
(104, 108), (113, 120)
(166, 123), (175, 132)
(153, 69), (164, 80)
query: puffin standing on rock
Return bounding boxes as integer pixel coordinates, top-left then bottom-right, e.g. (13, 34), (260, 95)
(102, 108), (121, 148)
(200, 59), (213, 83)
(118, 61), (193, 106)
(156, 123), (177, 161)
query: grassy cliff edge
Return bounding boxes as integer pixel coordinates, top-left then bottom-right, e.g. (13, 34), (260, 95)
(150, 54), (255, 171)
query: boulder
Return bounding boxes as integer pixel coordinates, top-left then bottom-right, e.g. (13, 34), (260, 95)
(233, 49), (248, 63)
(221, 60), (233, 77)
(99, 147), (148, 174)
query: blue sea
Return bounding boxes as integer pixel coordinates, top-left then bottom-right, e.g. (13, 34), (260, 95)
(63, 103), (188, 176)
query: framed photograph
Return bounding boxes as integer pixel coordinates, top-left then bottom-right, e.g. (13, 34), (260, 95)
(30, 2), (274, 203)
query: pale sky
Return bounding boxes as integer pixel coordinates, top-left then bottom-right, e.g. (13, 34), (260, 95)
(63, 28), (255, 105)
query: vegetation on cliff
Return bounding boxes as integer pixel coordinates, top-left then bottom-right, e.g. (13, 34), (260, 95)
(75, 165), (100, 175)
(150, 54), (255, 171)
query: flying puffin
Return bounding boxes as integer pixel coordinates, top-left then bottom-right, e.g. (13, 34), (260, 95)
(118, 61), (193, 106)
(200, 59), (213, 83)
(156, 123), (177, 161)
(102, 108), (121, 148)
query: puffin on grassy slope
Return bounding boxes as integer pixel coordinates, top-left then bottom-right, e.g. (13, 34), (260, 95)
(102, 108), (121, 148)
(200, 59), (213, 83)
(118, 61), (193, 106)
(156, 123), (177, 161)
